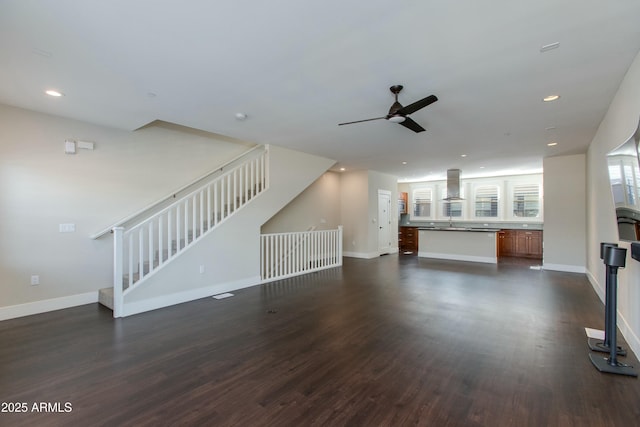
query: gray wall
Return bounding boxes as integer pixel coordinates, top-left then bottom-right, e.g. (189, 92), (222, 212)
(0, 104), (251, 314)
(340, 170), (372, 257)
(586, 50), (640, 358)
(543, 154), (586, 272)
(271, 169), (400, 258)
(340, 170), (399, 258)
(261, 171), (341, 233)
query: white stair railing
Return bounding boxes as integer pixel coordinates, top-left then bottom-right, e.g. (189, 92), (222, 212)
(260, 226), (343, 282)
(112, 146), (269, 317)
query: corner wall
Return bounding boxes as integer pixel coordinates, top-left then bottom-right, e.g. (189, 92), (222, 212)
(543, 154), (586, 272)
(586, 50), (640, 358)
(261, 171), (341, 233)
(341, 170), (399, 258)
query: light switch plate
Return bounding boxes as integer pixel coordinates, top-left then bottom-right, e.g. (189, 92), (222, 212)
(65, 140), (76, 154)
(59, 223), (75, 233)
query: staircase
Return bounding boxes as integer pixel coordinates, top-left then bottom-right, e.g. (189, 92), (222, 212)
(99, 145), (269, 316)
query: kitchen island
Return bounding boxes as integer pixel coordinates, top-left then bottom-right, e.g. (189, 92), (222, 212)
(418, 227), (500, 264)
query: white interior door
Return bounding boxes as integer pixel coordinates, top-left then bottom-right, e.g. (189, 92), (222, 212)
(378, 190), (392, 254)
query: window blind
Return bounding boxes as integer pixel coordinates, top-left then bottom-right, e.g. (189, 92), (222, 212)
(513, 184), (540, 217)
(440, 189), (463, 217)
(475, 186), (498, 217)
(413, 189), (432, 217)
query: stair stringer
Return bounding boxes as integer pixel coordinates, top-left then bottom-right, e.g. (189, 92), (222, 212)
(120, 145), (336, 317)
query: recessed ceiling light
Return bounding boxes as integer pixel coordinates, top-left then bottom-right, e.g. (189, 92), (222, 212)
(32, 48), (52, 58)
(235, 113), (247, 121)
(480, 166), (485, 169)
(45, 90), (63, 97)
(339, 167), (346, 171)
(545, 126), (557, 131)
(402, 161), (407, 165)
(461, 154), (467, 157)
(543, 95), (560, 102)
(547, 142), (558, 146)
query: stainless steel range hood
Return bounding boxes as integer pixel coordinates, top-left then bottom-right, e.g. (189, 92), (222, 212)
(445, 168), (464, 201)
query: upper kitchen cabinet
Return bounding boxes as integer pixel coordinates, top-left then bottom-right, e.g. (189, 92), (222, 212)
(398, 192), (408, 215)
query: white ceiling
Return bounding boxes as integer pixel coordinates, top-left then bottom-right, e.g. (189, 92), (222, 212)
(2, 1), (640, 181)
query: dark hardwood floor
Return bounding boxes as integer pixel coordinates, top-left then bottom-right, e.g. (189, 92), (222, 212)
(1, 256), (639, 426)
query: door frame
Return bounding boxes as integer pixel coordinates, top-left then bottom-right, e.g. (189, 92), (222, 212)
(377, 189), (392, 255)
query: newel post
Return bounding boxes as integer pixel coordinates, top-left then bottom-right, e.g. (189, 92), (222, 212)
(112, 227), (124, 318)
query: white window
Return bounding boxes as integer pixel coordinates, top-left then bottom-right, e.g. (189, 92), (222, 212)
(513, 184), (540, 218)
(475, 185), (499, 218)
(609, 163), (624, 205)
(608, 157), (640, 208)
(412, 188), (432, 219)
(440, 188), (463, 218)
(624, 163), (637, 206)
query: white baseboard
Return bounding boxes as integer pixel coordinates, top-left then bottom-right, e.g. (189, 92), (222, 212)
(0, 292), (99, 321)
(343, 251), (380, 259)
(585, 268), (638, 360)
(121, 276), (261, 317)
(418, 251), (497, 264)
(542, 263), (586, 273)
(586, 268), (605, 303)
(618, 311), (640, 362)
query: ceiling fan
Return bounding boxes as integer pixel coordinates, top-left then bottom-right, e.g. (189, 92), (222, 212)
(338, 85), (438, 133)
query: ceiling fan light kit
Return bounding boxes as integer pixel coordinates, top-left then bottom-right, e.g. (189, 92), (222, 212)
(388, 116), (406, 123)
(338, 84), (437, 133)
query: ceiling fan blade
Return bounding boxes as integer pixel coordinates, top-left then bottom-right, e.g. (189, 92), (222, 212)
(399, 117), (426, 133)
(338, 116), (386, 126)
(397, 94), (438, 116)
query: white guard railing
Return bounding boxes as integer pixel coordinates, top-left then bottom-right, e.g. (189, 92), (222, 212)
(260, 226), (343, 282)
(112, 146), (269, 317)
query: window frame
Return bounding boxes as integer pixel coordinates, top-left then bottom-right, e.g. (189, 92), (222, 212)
(510, 182), (542, 220)
(473, 184), (500, 219)
(406, 174), (543, 224)
(438, 187), (465, 219)
(410, 185), (435, 220)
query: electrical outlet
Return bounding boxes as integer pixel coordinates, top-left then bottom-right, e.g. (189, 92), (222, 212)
(199, 265), (205, 274)
(30, 275), (40, 286)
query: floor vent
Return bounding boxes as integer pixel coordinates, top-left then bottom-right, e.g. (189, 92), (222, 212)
(213, 293), (234, 300)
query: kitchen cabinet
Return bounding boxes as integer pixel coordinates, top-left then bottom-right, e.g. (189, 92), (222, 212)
(519, 230), (542, 258)
(498, 231), (515, 257)
(398, 192), (408, 215)
(399, 226), (418, 254)
(498, 229), (542, 259)
(420, 229), (498, 263)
